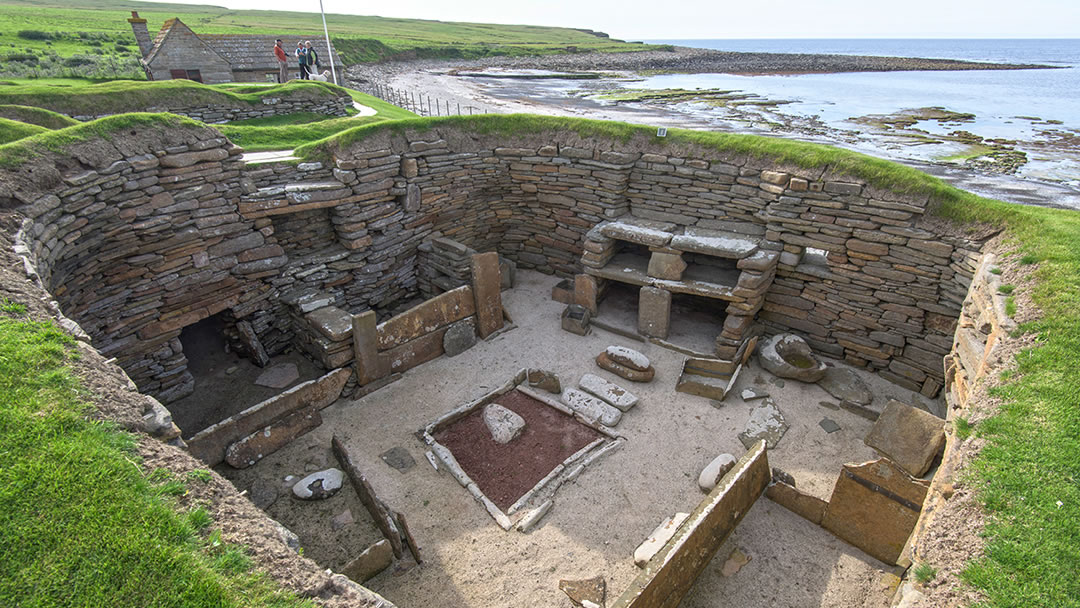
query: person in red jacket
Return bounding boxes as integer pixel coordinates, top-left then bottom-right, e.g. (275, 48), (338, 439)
(274, 39), (289, 83)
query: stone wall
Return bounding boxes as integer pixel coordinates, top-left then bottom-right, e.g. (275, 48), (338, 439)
(8, 118), (985, 408)
(72, 95), (351, 124)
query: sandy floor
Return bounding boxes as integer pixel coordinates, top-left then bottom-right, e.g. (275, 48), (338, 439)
(218, 269), (938, 607)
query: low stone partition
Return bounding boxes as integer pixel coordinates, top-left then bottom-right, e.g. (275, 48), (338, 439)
(187, 367), (351, 467)
(70, 93), (352, 124)
(611, 440), (770, 608)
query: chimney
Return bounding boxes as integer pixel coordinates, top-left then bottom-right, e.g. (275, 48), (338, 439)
(127, 11), (152, 58)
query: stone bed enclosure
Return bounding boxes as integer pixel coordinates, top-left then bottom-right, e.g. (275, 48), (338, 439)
(3, 114), (1003, 604)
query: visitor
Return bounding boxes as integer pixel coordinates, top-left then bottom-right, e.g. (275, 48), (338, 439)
(304, 41), (320, 80)
(295, 41), (309, 80)
(273, 39), (288, 83)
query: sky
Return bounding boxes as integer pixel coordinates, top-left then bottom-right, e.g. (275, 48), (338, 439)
(136, 0), (1080, 40)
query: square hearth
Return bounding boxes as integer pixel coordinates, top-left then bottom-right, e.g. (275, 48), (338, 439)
(422, 369), (622, 530)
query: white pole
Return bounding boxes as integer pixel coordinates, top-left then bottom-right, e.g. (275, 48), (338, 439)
(319, 0), (337, 85)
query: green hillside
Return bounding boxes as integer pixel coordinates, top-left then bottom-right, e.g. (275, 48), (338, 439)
(0, 0), (661, 78)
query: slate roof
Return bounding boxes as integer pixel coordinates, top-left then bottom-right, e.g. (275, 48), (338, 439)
(144, 19), (343, 72)
(200, 34), (343, 71)
(144, 18), (230, 68)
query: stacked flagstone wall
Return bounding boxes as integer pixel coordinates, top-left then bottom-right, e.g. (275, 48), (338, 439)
(8, 118), (984, 408)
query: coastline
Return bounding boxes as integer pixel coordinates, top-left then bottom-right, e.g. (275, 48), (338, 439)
(344, 47), (1080, 210)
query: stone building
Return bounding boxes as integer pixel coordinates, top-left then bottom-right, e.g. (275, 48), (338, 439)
(127, 12), (344, 85)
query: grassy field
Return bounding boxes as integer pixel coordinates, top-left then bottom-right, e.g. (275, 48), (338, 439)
(0, 0), (663, 78)
(0, 303), (315, 607)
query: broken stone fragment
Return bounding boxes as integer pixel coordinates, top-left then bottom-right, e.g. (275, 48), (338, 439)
(331, 508), (354, 530)
(562, 304), (591, 335)
(558, 575), (606, 607)
(863, 399), (945, 477)
(483, 403), (526, 444)
(740, 387), (769, 401)
(342, 539), (393, 583)
(578, 373), (639, 411)
(698, 453), (737, 492)
(596, 352), (655, 383)
(720, 547), (751, 577)
(634, 512), (689, 567)
(292, 468), (344, 500)
(757, 333), (827, 383)
(527, 369), (561, 393)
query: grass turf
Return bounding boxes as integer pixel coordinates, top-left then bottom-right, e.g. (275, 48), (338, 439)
(0, 0), (663, 72)
(0, 79), (350, 118)
(0, 309), (314, 607)
(0, 116), (47, 144)
(218, 88), (416, 151)
(0, 104), (80, 129)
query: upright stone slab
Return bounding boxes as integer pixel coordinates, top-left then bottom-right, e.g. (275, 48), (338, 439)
(575, 274), (599, 315)
(638, 286), (671, 339)
(863, 400), (946, 477)
(471, 252), (504, 339)
(352, 310), (385, 385)
(821, 458), (930, 565)
(611, 441), (770, 608)
(647, 251), (686, 281)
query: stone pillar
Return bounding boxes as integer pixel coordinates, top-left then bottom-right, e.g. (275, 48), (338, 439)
(471, 252), (504, 339)
(638, 286), (671, 339)
(574, 274), (598, 315)
(352, 311), (386, 385)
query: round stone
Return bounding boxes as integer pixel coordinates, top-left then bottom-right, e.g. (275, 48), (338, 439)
(292, 468), (344, 500)
(698, 453), (737, 492)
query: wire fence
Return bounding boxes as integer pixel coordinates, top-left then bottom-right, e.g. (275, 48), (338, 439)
(360, 83), (489, 117)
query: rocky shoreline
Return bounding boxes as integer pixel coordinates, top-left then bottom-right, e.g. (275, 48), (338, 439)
(348, 45), (1052, 83)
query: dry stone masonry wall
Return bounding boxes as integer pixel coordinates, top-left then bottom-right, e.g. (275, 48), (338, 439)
(71, 94), (351, 124)
(8, 119), (985, 409)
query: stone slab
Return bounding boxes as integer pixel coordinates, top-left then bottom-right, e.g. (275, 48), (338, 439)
(605, 346), (651, 371)
(225, 406), (321, 469)
(332, 435), (404, 558)
(305, 305), (353, 342)
(647, 251), (686, 281)
(821, 458), (930, 565)
(670, 228), (759, 259)
(472, 252), (504, 339)
(601, 221), (675, 247)
(819, 366), (874, 406)
(863, 399), (946, 477)
(676, 369), (738, 402)
(574, 274), (599, 315)
(638, 286), (671, 339)
(379, 446), (416, 472)
(579, 373), (639, 411)
(634, 513), (690, 568)
(188, 368), (351, 467)
(353, 310), (387, 385)
(765, 480), (828, 525)
(384, 326), (450, 374)
(611, 441), (770, 608)
(342, 539), (393, 583)
(560, 576), (607, 607)
(376, 286), (475, 350)
(254, 362), (299, 389)
(561, 387), (623, 427)
(738, 398), (788, 449)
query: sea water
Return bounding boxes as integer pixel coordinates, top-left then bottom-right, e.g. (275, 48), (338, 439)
(638, 39), (1080, 183)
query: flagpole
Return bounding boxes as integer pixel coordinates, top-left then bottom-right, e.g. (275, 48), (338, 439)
(319, 0), (337, 85)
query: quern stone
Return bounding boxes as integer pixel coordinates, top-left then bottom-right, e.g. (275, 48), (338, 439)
(483, 403), (526, 444)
